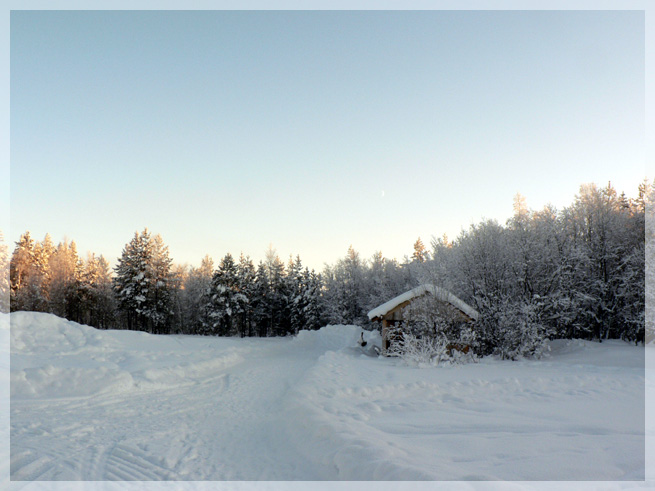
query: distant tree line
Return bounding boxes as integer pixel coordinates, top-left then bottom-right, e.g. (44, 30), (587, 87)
(3, 180), (651, 355)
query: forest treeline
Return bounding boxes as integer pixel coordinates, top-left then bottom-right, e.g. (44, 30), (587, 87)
(2, 180), (652, 356)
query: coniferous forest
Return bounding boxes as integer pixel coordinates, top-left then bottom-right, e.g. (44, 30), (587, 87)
(4, 180), (653, 358)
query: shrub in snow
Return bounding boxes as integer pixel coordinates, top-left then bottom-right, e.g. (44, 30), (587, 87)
(382, 293), (479, 366)
(386, 323), (476, 367)
(471, 295), (551, 360)
(491, 300), (550, 360)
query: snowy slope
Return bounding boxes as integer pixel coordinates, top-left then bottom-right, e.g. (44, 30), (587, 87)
(5, 312), (649, 487)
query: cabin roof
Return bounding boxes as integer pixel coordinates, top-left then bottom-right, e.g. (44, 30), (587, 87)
(367, 284), (480, 322)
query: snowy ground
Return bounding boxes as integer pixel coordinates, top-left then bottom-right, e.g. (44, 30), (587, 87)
(2, 312), (652, 490)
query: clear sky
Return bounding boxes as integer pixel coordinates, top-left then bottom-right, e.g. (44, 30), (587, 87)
(9, 9), (646, 271)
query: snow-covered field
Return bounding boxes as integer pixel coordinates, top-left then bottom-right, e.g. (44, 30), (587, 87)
(2, 312), (651, 489)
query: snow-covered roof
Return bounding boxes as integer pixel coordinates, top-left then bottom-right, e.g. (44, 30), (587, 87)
(367, 284), (479, 322)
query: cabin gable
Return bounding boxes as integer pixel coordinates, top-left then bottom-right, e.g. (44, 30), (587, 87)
(367, 285), (479, 355)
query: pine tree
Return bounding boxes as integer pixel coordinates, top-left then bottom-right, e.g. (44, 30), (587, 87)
(10, 232), (48, 312)
(412, 237), (428, 263)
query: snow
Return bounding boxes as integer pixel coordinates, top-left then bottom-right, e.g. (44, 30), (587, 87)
(367, 284), (480, 321)
(3, 311), (650, 489)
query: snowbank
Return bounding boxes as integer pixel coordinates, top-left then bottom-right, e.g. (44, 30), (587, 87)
(293, 324), (381, 353)
(10, 312), (248, 399)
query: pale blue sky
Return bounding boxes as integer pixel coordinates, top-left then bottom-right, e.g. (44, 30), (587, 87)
(10, 10), (645, 270)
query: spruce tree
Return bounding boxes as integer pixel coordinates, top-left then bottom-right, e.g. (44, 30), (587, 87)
(288, 256), (306, 335)
(252, 261), (271, 337)
(205, 253), (247, 336)
(114, 229), (173, 333)
(149, 234), (174, 333)
(237, 254), (256, 337)
(302, 268), (323, 331)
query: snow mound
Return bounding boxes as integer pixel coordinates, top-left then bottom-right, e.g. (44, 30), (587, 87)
(293, 324), (381, 353)
(11, 311), (121, 353)
(10, 312), (247, 399)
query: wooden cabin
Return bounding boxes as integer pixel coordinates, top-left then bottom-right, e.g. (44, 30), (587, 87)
(367, 284), (479, 354)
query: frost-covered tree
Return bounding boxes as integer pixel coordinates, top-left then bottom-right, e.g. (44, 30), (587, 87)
(453, 220), (514, 305)
(646, 181), (655, 344)
(560, 183), (642, 341)
(168, 263), (187, 334)
(416, 180), (648, 354)
(285, 256), (323, 334)
(0, 231), (9, 313)
(204, 253), (247, 336)
(80, 253), (116, 329)
(263, 246), (289, 336)
(149, 234), (174, 333)
(322, 246), (368, 326)
(287, 255), (306, 335)
(301, 268), (323, 331)
(10, 232), (49, 312)
(427, 235), (457, 293)
(365, 251), (387, 310)
(488, 298), (549, 360)
(237, 254), (257, 337)
(363, 251), (410, 318)
(182, 255), (214, 335)
(252, 261), (272, 337)
(48, 240), (83, 322)
(412, 237), (428, 263)
(114, 229), (174, 333)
